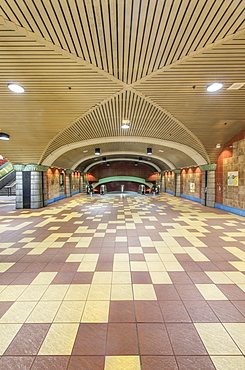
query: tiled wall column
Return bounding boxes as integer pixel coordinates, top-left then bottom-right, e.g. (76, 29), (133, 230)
(65, 170), (73, 197)
(80, 173), (86, 193)
(13, 164), (49, 209)
(173, 169), (181, 197)
(200, 164), (217, 207)
(160, 172), (165, 193)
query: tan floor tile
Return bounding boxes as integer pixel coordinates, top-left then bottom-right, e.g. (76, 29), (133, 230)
(115, 236), (127, 242)
(38, 323), (79, 355)
(66, 254), (84, 262)
(0, 323), (22, 355)
(64, 284), (90, 301)
(144, 254), (162, 262)
(83, 254), (99, 261)
(195, 323), (241, 355)
(211, 356), (245, 370)
(0, 285), (28, 301)
(163, 261), (184, 271)
(229, 261), (245, 271)
(223, 323), (245, 354)
(114, 254), (129, 262)
(26, 301), (61, 323)
(205, 271), (234, 284)
(130, 261), (148, 271)
(54, 301), (85, 323)
(159, 253), (178, 262)
(81, 300), (110, 323)
(147, 261), (166, 271)
(77, 261), (97, 272)
(113, 261), (130, 271)
(224, 272), (245, 284)
(195, 284), (228, 300)
(237, 284), (245, 292)
(92, 272), (112, 284)
(87, 285), (111, 300)
(149, 271), (172, 284)
(128, 247), (143, 254)
(133, 284), (157, 300)
(41, 285), (69, 301)
(105, 356), (141, 370)
(17, 285), (49, 301)
(0, 263), (15, 273)
(112, 272), (132, 284)
(111, 284), (133, 300)
(0, 301), (37, 323)
(0, 285), (7, 294)
(31, 272), (57, 285)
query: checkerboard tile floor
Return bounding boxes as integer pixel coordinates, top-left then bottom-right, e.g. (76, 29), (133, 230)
(0, 193), (245, 369)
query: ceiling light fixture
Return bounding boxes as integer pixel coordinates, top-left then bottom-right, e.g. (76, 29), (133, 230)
(147, 148), (152, 155)
(0, 133), (10, 140)
(227, 82), (245, 90)
(216, 143), (221, 148)
(95, 148), (100, 155)
(7, 83), (25, 93)
(206, 82), (223, 92)
(121, 119), (130, 129)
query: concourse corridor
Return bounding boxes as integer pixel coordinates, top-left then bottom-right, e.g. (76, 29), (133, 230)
(0, 193), (245, 369)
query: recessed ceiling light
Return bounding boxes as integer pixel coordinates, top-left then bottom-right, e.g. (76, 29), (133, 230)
(83, 150), (88, 153)
(147, 148), (152, 155)
(7, 83), (25, 93)
(159, 150), (164, 152)
(121, 124), (130, 129)
(206, 83), (223, 92)
(0, 133), (10, 140)
(216, 143), (221, 148)
(95, 148), (100, 155)
(227, 82), (245, 90)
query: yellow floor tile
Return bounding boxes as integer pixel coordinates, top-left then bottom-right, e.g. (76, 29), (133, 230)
(26, 301), (61, 323)
(0, 286), (7, 294)
(31, 272), (57, 285)
(229, 261), (245, 271)
(115, 236), (127, 242)
(87, 285), (111, 300)
(159, 253), (178, 262)
(54, 301), (85, 323)
(77, 261), (97, 271)
(237, 284), (245, 292)
(147, 261), (166, 271)
(150, 271), (172, 284)
(64, 284), (90, 300)
(205, 271), (234, 284)
(0, 285), (28, 301)
(163, 261), (184, 271)
(82, 254), (99, 261)
(66, 254), (84, 262)
(223, 323), (245, 354)
(211, 356), (245, 370)
(81, 300), (110, 323)
(40, 285), (69, 301)
(130, 261), (148, 271)
(195, 284), (228, 300)
(144, 254), (162, 262)
(114, 254), (129, 262)
(133, 284), (157, 300)
(38, 323), (79, 355)
(0, 263), (15, 273)
(113, 261), (130, 271)
(0, 323), (22, 355)
(17, 285), (48, 301)
(0, 301), (37, 323)
(195, 323), (241, 355)
(224, 272), (245, 284)
(112, 272), (132, 284)
(128, 247), (143, 254)
(92, 272), (112, 284)
(105, 356), (141, 370)
(111, 285), (133, 300)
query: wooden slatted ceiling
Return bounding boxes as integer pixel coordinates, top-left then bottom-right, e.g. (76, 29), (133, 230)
(0, 24), (122, 164)
(134, 30), (245, 163)
(52, 142), (196, 171)
(41, 89), (208, 163)
(0, 0), (244, 84)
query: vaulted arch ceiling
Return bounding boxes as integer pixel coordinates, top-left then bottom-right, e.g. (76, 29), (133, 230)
(0, 0), (244, 170)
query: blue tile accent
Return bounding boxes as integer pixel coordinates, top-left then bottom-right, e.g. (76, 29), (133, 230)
(180, 194), (202, 203)
(215, 203), (245, 217)
(72, 191), (80, 195)
(166, 190), (174, 195)
(0, 161), (9, 170)
(47, 194), (67, 204)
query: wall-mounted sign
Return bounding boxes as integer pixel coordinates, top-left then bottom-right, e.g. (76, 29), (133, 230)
(228, 171), (238, 186)
(190, 182), (195, 192)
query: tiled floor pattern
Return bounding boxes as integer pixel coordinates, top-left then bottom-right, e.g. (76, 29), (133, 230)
(0, 193), (245, 369)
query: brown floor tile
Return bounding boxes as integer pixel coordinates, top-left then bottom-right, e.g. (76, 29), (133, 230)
(141, 356), (178, 370)
(6, 263), (30, 273)
(31, 356), (70, 370)
(0, 272), (20, 284)
(42, 263), (64, 272)
(23, 263), (47, 273)
(131, 272), (152, 284)
(135, 301), (163, 322)
(187, 272), (213, 284)
(159, 301), (191, 323)
(179, 261), (202, 271)
(207, 300), (245, 322)
(59, 262), (80, 272)
(67, 356), (104, 369)
(106, 323), (138, 355)
(95, 261), (113, 271)
(175, 284), (204, 300)
(51, 272), (75, 284)
(183, 300), (219, 322)
(154, 285), (180, 300)
(130, 254), (145, 261)
(0, 356), (34, 370)
(109, 301), (135, 322)
(168, 272), (193, 284)
(138, 323), (173, 355)
(0, 302), (14, 318)
(197, 262), (220, 271)
(176, 355), (216, 369)
(217, 284), (245, 300)
(72, 324), (107, 356)
(213, 261), (238, 270)
(232, 301), (245, 317)
(4, 324), (50, 355)
(72, 272), (94, 284)
(10, 272), (38, 285)
(166, 323), (207, 355)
